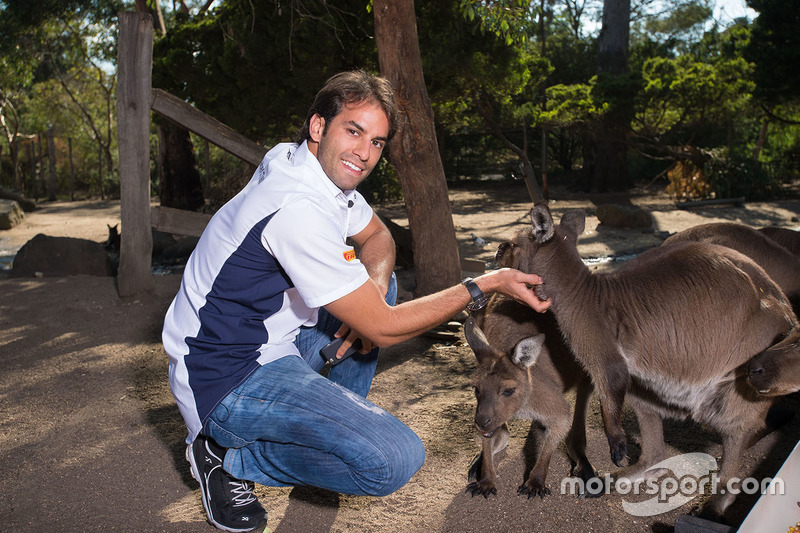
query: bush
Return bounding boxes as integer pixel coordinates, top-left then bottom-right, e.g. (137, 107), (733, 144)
(357, 158), (403, 204)
(705, 149), (782, 201)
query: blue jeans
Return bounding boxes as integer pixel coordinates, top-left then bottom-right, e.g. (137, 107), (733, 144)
(202, 274), (425, 496)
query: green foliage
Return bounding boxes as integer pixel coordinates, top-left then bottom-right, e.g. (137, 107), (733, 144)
(705, 148), (781, 201)
(152, 0), (378, 145)
(634, 54), (753, 142)
(541, 83), (603, 127)
(745, 0), (800, 106)
(2, 0), (799, 203)
(635, 0), (713, 50)
(357, 158), (402, 204)
(458, 0), (535, 45)
(0, 0), (121, 198)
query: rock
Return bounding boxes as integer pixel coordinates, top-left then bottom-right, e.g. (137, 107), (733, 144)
(8, 234), (113, 278)
(0, 200), (24, 230)
(596, 204), (653, 228)
(0, 188), (36, 212)
(152, 230), (178, 257)
(161, 236), (199, 260)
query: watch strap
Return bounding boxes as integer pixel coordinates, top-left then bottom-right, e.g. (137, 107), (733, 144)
(461, 277), (488, 311)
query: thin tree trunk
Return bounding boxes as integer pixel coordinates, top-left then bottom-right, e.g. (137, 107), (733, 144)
(69, 138), (75, 200)
(35, 134), (43, 200)
(753, 117), (768, 160)
(26, 140), (34, 197)
(373, 0), (461, 297)
(98, 143), (105, 199)
(47, 126), (57, 201)
(11, 140), (19, 191)
(539, 0), (549, 199)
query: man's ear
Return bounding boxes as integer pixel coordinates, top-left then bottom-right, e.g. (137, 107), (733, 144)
(309, 114), (325, 142)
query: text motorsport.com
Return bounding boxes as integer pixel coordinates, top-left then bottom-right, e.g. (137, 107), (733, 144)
(558, 452), (785, 517)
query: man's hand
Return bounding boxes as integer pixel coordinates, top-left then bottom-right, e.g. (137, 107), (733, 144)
(476, 268), (551, 313)
(332, 323), (375, 359)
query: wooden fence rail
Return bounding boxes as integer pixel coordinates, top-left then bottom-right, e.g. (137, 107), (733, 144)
(151, 89), (267, 167)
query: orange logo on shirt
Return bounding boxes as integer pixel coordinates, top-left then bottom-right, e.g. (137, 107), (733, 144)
(343, 249), (356, 262)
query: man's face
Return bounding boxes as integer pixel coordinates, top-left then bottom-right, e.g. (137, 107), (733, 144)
(307, 100), (390, 192)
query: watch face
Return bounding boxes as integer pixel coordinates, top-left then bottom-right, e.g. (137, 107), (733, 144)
(467, 295), (488, 312)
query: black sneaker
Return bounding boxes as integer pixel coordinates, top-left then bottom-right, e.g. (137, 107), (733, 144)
(186, 435), (268, 532)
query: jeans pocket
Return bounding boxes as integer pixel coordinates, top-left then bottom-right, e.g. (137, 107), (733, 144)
(204, 391), (254, 449)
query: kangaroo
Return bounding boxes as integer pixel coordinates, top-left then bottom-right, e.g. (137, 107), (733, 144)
(463, 299), (597, 500)
(496, 202), (800, 518)
(759, 226), (800, 256)
(665, 223), (800, 399)
(748, 333), (800, 397)
(664, 222), (800, 307)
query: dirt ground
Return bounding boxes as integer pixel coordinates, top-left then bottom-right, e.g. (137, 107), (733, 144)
(2, 180), (800, 533)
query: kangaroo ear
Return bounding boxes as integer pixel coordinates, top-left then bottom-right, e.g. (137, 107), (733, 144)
(512, 334), (546, 369)
(464, 318), (502, 364)
(495, 241), (513, 266)
(530, 202), (554, 243)
(560, 209), (586, 239)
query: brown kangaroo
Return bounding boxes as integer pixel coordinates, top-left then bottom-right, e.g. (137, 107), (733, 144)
(463, 299), (597, 500)
(748, 332), (800, 396)
(664, 223), (800, 398)
(759, 226), (800, 256)
(664, 222), (800, 307)
(496, 202), (800, 518)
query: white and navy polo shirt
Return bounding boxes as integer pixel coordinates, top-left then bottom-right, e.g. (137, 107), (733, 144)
(163, 141), (373, 443)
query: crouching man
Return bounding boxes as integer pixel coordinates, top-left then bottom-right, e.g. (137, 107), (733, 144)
(162, 70), (550, 532)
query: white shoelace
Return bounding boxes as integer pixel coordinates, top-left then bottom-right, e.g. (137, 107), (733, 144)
(229, 480), (258, 507)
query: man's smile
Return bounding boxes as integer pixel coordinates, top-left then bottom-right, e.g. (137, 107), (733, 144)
(342, 159), (364, 173)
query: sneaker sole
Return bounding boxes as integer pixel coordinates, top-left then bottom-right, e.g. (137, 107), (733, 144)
(186, 444), (265, 533)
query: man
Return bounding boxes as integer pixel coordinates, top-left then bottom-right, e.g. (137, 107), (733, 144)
(163, 70), (550, 532)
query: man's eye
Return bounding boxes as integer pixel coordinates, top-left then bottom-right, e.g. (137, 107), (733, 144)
(372, 140), (385, 149)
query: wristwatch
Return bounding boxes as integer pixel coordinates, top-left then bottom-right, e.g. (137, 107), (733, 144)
(462, 277), (489, 312)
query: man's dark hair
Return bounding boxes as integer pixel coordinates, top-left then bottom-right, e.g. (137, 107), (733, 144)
(295, 70), (400, 145)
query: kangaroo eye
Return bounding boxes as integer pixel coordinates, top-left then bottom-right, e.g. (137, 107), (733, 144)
(502, 388), (516, 397)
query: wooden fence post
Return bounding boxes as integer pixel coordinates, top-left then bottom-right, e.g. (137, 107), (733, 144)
(116, 11), (155, 297)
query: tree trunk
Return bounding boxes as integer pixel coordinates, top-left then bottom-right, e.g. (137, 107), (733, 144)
(598, 0), (629, 77)
(753, 117), (768, 160)
(47, 126), (56, 201)
(11, 140), (19, 191)
(373, 0), (461, 297)
(591, 0), (631, 191)
(157, 120), (205, 211)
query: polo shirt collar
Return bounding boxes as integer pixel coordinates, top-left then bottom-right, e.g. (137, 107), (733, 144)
(294, 140), (359, 207)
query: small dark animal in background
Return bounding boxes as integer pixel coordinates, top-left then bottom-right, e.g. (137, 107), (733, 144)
(104, 224), (121, 276)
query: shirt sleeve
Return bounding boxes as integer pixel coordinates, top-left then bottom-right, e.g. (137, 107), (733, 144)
(262, 197), (370, 308)
(346, 192), (374, 237)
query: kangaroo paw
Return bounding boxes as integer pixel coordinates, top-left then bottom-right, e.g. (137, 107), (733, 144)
(518, 480), (552, 500)
(610, 440), (628, 467)
(465, 481), (498, 499)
